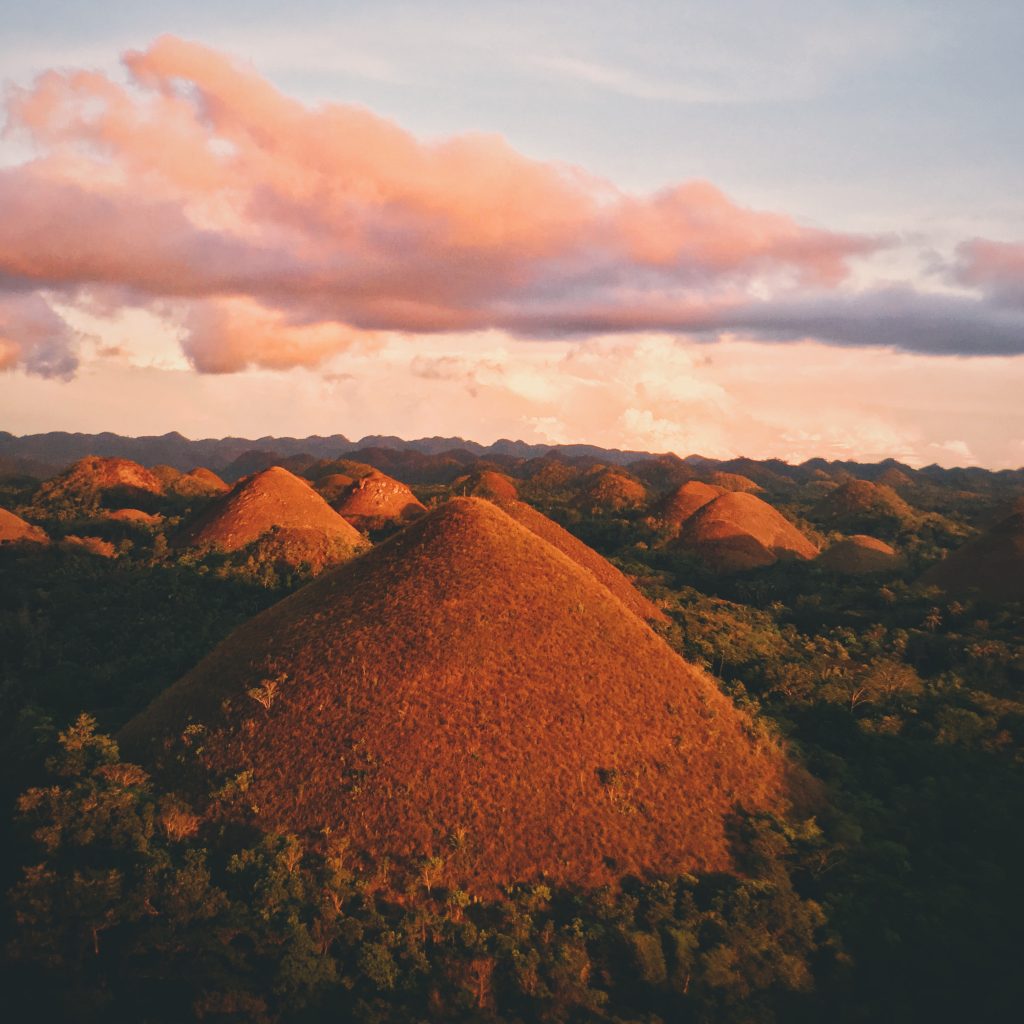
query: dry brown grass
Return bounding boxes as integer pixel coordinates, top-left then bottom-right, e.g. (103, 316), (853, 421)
(0, 507), (48, 545)
(573, 468), (648, 514)
(452, 470), (519, 501)
(105, 508), (163, 526)
(646, 481), (725, 536)
(920, 512), (1024, 601)
(818, 535), (901, 575)
(815, 480), (914, 522)
(120, 498), (793, 894)
(332, 470), (426, 529)
(493, 497), (668, 623)
(674, 492), (819, 572)
(176, 466), (367, 562)
(35, 456), (165, 509)
(706, 472), (762, 493)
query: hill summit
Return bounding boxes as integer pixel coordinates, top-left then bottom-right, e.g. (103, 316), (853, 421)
(332, 469), (426, 530)
(121, 498), (791, 892)
(176, 466), (367, 570)
(33, 456), (165, 514)
(0, 507), (47, 545)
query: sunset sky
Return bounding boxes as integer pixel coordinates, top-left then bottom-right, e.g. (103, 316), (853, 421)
(2, 1), (1023, 466)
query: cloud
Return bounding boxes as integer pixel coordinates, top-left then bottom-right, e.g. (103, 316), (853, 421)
(0, 35), (880, 374)
(0, 292), (79, 377)
(954, 239), (1024, 308)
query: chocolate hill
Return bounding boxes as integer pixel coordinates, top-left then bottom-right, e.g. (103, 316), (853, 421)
(919, 512), (1024, 602)
(647, 481), (726, 536)
(0, 507), (47, 545)
(675, 492), (819, 572)
(332, 470), (426, 530)
(452, 469), (520, 501)
(120, 498), (790, 892)
(155, 465), (230, 498)
(814, 479), (914, 532)
(492, 497), (667, 623)
(818, 535), (902, 575)
(706, 471), (763, 494)
(33, 456), (164, 513)
(573, 468), (648, 514)
(176, 466), (367, 569)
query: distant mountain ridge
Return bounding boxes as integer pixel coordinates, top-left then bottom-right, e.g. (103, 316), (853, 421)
(1, 429), (1022, 488)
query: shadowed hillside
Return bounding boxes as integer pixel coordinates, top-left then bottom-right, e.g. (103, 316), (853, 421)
(920, 511), (1024, 601)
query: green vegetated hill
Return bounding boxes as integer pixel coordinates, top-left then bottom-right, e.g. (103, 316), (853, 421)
(0, 447), (1022, 1023)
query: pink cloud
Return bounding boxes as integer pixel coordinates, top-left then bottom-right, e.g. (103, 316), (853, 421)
(0, 36), (880, 372)
(955, 239), (1024, 306)
(0, 292), (78, 378)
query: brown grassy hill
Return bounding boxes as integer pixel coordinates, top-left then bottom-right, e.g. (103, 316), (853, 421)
(646, 481), (726, 535)
(919, 512), (1024, 602)
(492, 497), (667, 623)
(706, 471), (763, 494)
(814, 480), (914, 526)
(33, 456), (164, 512)
(875, 467), (917, 492)
(452, 469), (520, 501)
(0, 507), (47, 544)
(105, 508), (163, 526)
(175, 467), (230, 497)
(120, 498), (792, 892)
(675, 492), (819, 572)
(573, 468), (648, 514)
(818, 535), (902, 575)
(332, 470), (426, 530)
(176, 467), (367, 566)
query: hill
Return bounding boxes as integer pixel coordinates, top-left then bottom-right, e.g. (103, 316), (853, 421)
(452, 469), (520, 501)
(817, 535), (902, 574)
(152, 464), (230, 498)
(813, 479), (915, 535)
(573, 468), (648, 514)
(31, 456), (165, 515)
(175, 466), (368, 568)
(332, 470), (426, 529)
(919, 512), (1024, 601)
(492, 497), (667, 622)
(646, 480), (726, 535)
(0, 507), (47, 545)
(706, 471), (763, 493)
(675, 492), (819, 572)
(120, 498), (791, 892)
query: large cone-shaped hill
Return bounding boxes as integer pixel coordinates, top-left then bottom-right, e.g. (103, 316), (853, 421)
(121, 498), (790, 892)
(675, 492), (819, 572)
(647, 481), (726, 536)
(33, 456), (165, 513)
(332, 470), (426, 530)
(176, 466), (367, 570)
(919, 512), (1024, 602)
(492, 497), (667, 623)
(0, 507), (47, 545)
(818, 535), (902, 575)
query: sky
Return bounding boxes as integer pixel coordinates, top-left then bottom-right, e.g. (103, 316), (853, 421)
(1, 1), (1023, 466)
